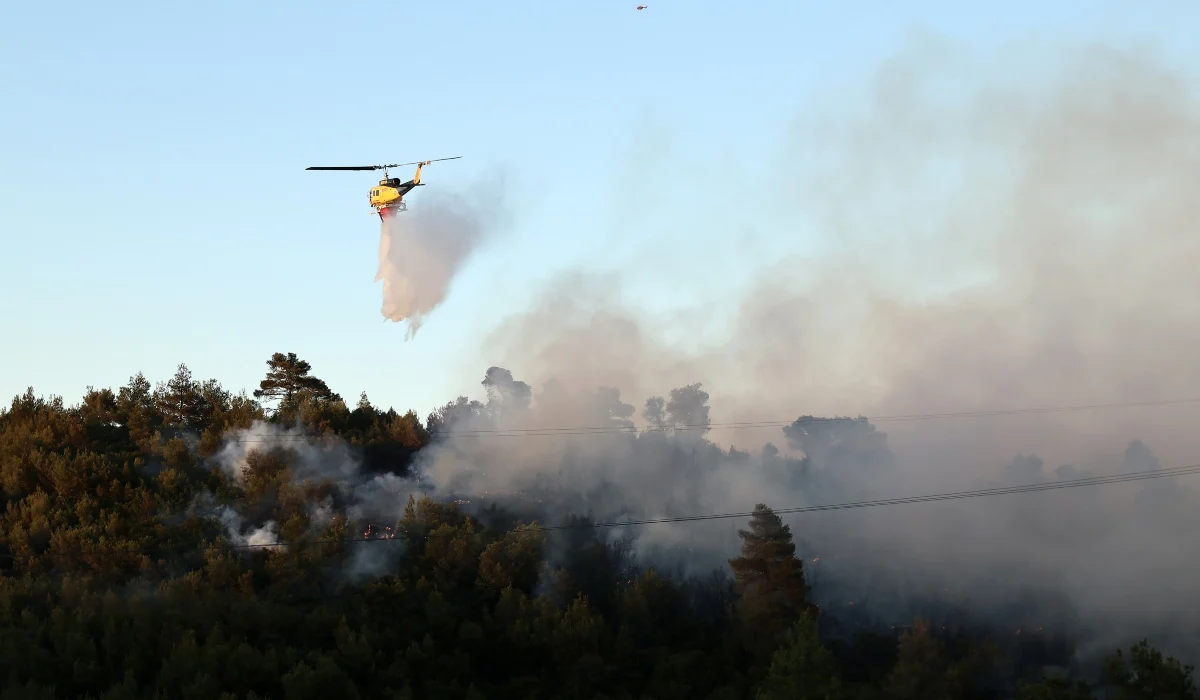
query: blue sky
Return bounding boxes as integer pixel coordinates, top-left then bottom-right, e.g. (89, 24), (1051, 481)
(1, 0), (1194, 419)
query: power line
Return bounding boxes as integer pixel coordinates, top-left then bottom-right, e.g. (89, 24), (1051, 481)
(4, 462), (1196, 561)
(208, 396), (1200, 441)
(581, 463), (1200, 526)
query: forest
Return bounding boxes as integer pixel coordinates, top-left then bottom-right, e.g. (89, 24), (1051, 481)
(1, 352), (1196, 699)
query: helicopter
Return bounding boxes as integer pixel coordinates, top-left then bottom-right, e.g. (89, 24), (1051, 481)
(305, 156), (462, 220)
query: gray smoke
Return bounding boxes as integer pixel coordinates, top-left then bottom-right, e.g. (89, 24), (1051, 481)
(405, 37), (1200, 665)
(203, 421), (422, 571)
(190, 35), (1200, 669)
(187, 490), (285, 552)
(375, 177), (505, 338)
(214, 421), (360, 485)
(213, 505), (283, 552)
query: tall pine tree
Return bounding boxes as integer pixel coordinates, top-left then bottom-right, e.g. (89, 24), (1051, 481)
(253, 352), (339, 408)
(155, 363), (205, 429)
(730, 504), (813, 656)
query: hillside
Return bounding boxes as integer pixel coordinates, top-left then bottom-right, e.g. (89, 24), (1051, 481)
(1, 354), (1195, 699)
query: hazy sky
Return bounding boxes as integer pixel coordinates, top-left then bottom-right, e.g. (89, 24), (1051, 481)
(1, 0), (1195, 418)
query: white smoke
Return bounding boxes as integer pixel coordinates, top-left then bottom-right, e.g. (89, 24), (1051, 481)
(309, 496), (334, 530)
(232, 513), (283, 551)
(375, 180), (504, 338)
(204, 420), (422, 576)
(188, 493), (284, 552)
(214, 420), (360, 485)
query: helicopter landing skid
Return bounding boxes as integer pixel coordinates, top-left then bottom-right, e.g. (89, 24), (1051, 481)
(373, 202), (407, 215)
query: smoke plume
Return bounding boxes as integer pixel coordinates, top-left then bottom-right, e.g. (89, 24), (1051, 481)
(408, 37), (1200, 665)
(204, 421), (421, 568)
(375, 180), (502, 337)
(200, 35), (1200, 670)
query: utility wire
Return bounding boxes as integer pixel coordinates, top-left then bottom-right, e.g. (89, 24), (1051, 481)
(211, 396), (1200, 441)
(4, 461), (1197, 561)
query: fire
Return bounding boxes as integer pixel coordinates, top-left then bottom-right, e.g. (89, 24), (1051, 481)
(361, 524), (397, 540)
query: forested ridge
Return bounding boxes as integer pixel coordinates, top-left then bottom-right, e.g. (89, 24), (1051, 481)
(1, 353), (1195, 699)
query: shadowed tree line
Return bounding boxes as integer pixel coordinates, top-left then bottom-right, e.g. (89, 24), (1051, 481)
(0, 353), (1195, 699)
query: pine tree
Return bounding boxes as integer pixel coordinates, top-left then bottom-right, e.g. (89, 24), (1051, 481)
(884, 619), (997, 700)
(756, 615), (843, 700)
(253, 352), (340, 408)
(729, 504), (813, 653)
(156, 363), (205, 429)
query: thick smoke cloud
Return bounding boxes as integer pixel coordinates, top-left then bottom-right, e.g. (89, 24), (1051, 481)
(376, 178), (505, 337)
(197, 36), (1200, 671)
(408, 38), (1200, 665)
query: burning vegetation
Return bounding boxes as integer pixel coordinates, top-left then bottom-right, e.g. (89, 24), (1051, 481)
(0, 352), (1196, 698)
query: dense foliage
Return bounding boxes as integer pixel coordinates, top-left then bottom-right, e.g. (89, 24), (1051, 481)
(1, 355), (1195, 699)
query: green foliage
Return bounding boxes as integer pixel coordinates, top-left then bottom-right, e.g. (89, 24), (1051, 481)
(881, 619), (998, 700)
(1103, 639), (1198, 700)
(253, 352), (341, 412)
(0, 356), (1193, 698)
(756, 615), (843, 700)
(476, 523), (545, 595)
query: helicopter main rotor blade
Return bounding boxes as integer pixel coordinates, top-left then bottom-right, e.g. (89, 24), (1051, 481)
(305, 157), (459, 171)
(391, 156), (463, 167)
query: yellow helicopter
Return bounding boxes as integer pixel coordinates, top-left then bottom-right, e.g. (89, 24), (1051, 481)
(305, 156), (461, 220)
